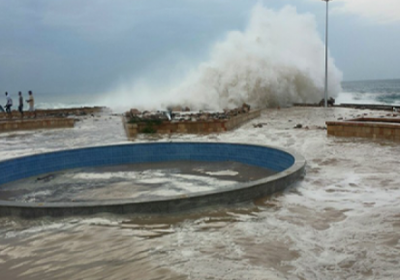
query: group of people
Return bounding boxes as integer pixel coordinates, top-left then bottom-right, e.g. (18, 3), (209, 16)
(1, 91), (35, 118)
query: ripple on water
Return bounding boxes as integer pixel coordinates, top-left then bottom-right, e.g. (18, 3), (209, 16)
(1, 108), (400, 279)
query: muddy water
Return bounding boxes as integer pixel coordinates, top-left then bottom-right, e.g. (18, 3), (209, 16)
(1, 108), (400, 279)
(0, 161), (275, 203)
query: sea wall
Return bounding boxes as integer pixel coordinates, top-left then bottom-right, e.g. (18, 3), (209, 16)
(0, 107), (104, 119)
(326, 118), (400, 141)
(0, 118), (76, 133)
(124, 109), (261, 139)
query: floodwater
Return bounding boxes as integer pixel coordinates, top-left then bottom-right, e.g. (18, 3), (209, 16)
(1, 108), (400, 280)
(0, 161), (275, 203)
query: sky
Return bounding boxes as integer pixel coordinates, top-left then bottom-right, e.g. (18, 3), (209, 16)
(0, 0), (399, 102)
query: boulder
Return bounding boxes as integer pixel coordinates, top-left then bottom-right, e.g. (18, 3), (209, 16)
(242, 103), (251, 113)
(319, 97), (335, 106)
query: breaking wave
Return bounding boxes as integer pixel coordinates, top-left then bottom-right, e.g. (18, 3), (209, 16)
(99, 4), (343, 112)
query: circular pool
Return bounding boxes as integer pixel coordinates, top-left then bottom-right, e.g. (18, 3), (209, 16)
(0, 142), (306, 218)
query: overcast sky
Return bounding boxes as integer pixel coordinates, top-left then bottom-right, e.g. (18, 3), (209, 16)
(0, 0), (399, 98)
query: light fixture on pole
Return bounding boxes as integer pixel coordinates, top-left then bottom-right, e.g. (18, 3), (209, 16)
(322, 0), (332, 108)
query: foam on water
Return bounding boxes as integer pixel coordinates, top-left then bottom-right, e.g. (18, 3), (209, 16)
(70, 171), (139, 180)
(339, 79), (400, 105)
(1, 107), (400, 279)
(2, 167), (241, 202)
(205, 170), (239, 176)
(336, 91), (400, 105)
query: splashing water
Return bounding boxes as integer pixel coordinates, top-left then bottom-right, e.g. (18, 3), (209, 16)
(98, 4), (342, 112)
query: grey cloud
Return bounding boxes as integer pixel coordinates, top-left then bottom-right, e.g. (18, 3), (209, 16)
(0, 0), (398, 101)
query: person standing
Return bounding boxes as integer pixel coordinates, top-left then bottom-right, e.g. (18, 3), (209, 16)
(26, 91), (36, 118)
(4, 92), (12, 117)
(18, 91), (24, 118)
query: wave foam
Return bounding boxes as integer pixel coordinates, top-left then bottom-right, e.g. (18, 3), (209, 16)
(98, 4), (343, 112)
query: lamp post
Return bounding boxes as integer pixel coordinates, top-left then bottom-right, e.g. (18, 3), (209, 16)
(322, 0), (332, 108)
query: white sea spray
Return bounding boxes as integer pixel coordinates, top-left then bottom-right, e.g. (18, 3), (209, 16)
(98, 4), (342, 112)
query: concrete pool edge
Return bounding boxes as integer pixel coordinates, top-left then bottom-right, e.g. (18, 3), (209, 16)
(0, 142), (306, 218)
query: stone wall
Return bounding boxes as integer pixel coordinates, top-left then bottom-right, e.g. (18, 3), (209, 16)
(0, 106), (104, 119)
(124, 109), (261, 139)
(0, 118), (76, 132)
(326, 118), (400, 141)
(224, 109), (262, 130)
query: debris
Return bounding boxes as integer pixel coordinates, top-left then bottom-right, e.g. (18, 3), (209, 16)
(294, 124), (303, 129)
(36, 174), (55, 182)
(318, 97), (335, 106)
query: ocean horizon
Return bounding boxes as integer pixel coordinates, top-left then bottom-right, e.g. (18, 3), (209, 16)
(3, 78), (399, 111)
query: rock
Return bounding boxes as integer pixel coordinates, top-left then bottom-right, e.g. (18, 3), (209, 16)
(294, 124), (302, 129)
(142, 111), (151, 117)
(199, 114), (208, 121)
(171, 106), (183, 112)
(130, 108), (141, 116)
(242, 103), (251, 113)
(36, 174), (55, 182)
(318, 97), (335, 106)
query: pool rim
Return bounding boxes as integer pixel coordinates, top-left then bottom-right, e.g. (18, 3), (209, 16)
(0, 142), (306, 217)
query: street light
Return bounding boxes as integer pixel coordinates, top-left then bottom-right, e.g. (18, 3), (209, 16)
(322, 0), (332, 108)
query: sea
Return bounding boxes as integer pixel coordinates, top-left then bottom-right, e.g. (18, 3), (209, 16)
(1, 79), (400, 280)
(337, 79), (400, 106)
(31, 79), (400, 111)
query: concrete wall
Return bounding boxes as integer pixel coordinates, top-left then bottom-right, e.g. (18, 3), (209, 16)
(124, 109), (261, 138)
(326, 118), (400, 141)
(0, 118), (76, 133)
(224, 109), (261, 130)
(0, 107), (104, 119)
(0, 142), (305, 218)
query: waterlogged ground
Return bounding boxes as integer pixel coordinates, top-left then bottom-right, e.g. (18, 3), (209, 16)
(1, 107), (400, 279)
